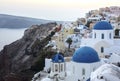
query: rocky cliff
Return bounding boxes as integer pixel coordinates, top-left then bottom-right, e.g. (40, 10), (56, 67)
(0, 22), (58, 81)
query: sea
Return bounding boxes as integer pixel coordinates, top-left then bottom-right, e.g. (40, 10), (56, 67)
(0, 28), (26, 51)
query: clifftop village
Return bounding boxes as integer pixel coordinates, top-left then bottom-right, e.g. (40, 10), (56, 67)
(47, 6), (120, 52)
(32, 6), (120, 81)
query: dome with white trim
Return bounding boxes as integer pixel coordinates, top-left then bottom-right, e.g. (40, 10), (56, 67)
(93, 21), (113, 30)
(52, 53), (64, 63)
(72, 46), (100, 63)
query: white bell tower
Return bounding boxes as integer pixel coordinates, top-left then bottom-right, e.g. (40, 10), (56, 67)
(92, 21), (114, 57)
(49, 53), (66, 81)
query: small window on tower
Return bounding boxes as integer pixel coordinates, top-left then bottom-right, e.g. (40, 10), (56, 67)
(109, 33), (111, 39)
(94, 33), (96, 38)
(101, 47), (104, 53)
(52, 64), (54, 72)
(61, 64), (63, 72)
(101, 33), (104, 39)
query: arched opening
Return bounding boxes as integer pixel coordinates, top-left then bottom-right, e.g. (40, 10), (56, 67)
(55, 64), (58, 72)
(101, 47), (104, 53)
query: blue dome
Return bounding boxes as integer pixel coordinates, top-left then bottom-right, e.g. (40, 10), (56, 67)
(52, 53), (64, 63)
(93, 21), (113, 30)
(72, 46), (100, 63)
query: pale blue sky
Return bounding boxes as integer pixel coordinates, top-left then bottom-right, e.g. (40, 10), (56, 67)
(0, 0), (120, 21)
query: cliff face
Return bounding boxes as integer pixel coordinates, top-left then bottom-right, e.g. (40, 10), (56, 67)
(0, 22), (57, 81)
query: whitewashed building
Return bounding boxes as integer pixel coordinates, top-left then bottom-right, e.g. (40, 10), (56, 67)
(81, 21), (120, 58)
(46, 46), (100, 81)
(33, 21), (120, 81)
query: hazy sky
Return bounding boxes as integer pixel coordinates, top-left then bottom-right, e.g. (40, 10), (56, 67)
(0, 0), (120, 21)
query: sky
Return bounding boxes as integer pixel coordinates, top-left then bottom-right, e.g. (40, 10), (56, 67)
(0, 0), (120, 21)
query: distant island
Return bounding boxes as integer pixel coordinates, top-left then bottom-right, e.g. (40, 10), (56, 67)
(0, 14), (63, 29)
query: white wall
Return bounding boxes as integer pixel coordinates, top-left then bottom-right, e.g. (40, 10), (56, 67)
(109, 53), (120, 63)
(70, 61), (100, 81)
(114, 39), (120, 46)
(44, 58), (51, 72)
(92, 30), (114, 45)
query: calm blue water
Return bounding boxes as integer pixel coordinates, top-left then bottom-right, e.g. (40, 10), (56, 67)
(0, 28), (26, 51)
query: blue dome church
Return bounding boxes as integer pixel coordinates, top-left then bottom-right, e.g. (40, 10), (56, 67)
(49, 53), (66, 80)
(33, 20), (120, 81)
(48, 47), (100, 81)
(72, 46), (100, 63)
(81, 21), (114, 57)
(68, 46), (100, 81)
(93, 21), (113, 30)
(92, 21), (114, 57)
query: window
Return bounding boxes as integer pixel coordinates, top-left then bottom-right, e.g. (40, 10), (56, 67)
(101, 47), (104, 53)
(109, 33), (111, 39)
(82, 68), (85, 75)
(101, 33), (104, 39)
(83, 77), (85, 79)
(115, 29), (119, 36)
(94, 33), (96, 38)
